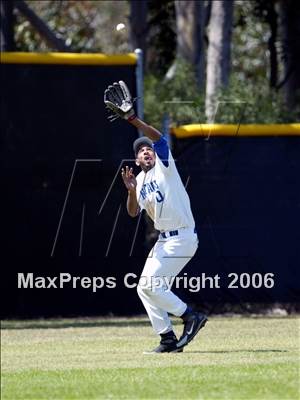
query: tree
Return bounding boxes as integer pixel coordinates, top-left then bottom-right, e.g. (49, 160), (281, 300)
(14, 0), (71, 51)
(174, 0), (205, 87)
(1, 0), (15, 51)
(278, 0), (300, 113)
(147, 0), (176, 75)
(11, 1), (130, 53)
(253, 0), (279, 88)
(205, 0), (234, 122)
(129, 0), (148, 60)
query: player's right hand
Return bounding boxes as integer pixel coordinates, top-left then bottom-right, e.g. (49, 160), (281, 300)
(121, 166), (137, 192)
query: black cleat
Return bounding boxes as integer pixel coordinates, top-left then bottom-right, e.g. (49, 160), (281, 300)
(144, 336), (184, 354)
(176, 311), (208, 349)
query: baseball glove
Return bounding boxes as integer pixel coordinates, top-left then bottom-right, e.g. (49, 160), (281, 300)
(104, 81), (136, 122)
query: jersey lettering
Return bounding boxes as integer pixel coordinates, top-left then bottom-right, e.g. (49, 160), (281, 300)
(140, 180), (160, 200)
(136, 147), (195, 231)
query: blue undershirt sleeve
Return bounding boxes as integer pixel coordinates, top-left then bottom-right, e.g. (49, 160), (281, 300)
(153, 136), (169, 167)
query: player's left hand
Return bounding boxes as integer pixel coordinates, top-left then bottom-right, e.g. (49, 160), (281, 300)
(104, 81), (136, 122)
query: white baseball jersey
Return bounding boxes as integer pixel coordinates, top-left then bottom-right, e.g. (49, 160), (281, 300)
(135, 136), (195, 232)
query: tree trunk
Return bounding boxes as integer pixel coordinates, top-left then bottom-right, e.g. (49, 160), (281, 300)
(1, 0), (15, 51)
(266, 1), (278, 88)
(205, 0), (234, 122)
(278, 0), (300, 112)
(175, 0), (205, 87)
(129, 0), (148, 59)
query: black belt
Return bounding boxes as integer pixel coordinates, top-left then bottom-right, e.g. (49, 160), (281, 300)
(160, 228), (197, 239)
(160, 230), (178, 239)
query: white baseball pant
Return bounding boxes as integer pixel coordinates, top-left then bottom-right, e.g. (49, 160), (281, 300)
(137, 227), (198, 334)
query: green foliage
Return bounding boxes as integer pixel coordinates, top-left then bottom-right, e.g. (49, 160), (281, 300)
(232, 0), (271, 83)
(144, 60), (298, 126)
(14, 0), (130, 53)
(144, 60), (206, 128)
(212, 75), (298, 124)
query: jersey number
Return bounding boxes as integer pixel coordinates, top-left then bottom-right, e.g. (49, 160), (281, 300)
(155, 190), (164, 203)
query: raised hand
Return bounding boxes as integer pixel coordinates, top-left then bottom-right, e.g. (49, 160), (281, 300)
(121, 166), (137, 192)
(104, 81), (136, 122)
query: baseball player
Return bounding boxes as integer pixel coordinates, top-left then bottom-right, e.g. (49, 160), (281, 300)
(104, 81), (207, 353)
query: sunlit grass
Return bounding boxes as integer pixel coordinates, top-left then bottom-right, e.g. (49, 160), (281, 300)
(1, 316), (299, 399)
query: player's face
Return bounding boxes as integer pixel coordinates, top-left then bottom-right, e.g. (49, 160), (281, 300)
(135, 145), (156, 171)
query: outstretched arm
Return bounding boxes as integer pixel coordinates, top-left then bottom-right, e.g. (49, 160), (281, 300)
(104, 81), (162, 142)
(129, 117), (162, 142)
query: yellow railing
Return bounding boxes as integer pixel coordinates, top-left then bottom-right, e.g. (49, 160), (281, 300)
(171, 124), (300, 138)
(0, 52), (137, 65)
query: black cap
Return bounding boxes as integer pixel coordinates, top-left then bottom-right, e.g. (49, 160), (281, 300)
(133, 137), (153, 156)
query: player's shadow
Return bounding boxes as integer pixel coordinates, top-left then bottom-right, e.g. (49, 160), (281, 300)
(185, 349), (288, 354)
(1, 316), (185, 330)
(0, 318), (150, 330)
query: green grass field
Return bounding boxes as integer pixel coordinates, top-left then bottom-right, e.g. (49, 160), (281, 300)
(1, 316), (299, 399)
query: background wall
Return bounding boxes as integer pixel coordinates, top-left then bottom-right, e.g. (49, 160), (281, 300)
(1, 60), (299, 317)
